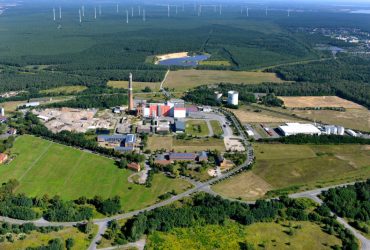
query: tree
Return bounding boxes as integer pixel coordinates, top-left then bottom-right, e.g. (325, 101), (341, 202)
(65, 238), (75, 250)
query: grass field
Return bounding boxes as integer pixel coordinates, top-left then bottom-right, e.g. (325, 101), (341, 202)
(280, 96), (364, 109)
(252, 143), (370, 192)
(107, 80), (161, 92)
(40, 86), (87, 94)
(198, 60), (232, 66)
(212, 171), (272, 200)
(232, 105), (303, 124)
(173, 137), (225, 152)
(185, 120), (210, 137)
(213, 143), (370, 200)
(147, 136), (225, 152)
(0, 226), (94, 250)
(163, 70), (285, 91)
(146, 220), (341, 250)
(0, 135), (191, 211)
(210, 120), (223, 136)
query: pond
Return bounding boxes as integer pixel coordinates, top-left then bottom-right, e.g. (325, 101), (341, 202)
(158, 54), (210, 67)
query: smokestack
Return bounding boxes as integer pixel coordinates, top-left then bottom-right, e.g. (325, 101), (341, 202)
(128, 73), (134, 110)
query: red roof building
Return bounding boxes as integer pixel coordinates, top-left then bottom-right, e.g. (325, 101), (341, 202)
(127, 162), (141, 172)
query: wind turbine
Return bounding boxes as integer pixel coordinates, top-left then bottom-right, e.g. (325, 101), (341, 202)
(143, 9), (146, 22)
(126, 10), (129, 24)
(82, 5), (85, 17)
(53, 8), (56, 21)
(79, 9), (82, 23)
(59, 6), (62, 19)
(117, 3), (119, 13)
(168, 4), (170, 17)
(94, 7), (97, 19)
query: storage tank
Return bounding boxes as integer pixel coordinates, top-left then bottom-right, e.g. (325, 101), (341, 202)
(214, 91), (223, 101)
(332, 126), (338, 135)
(337, 126), (345, 136)
(325, 126), (331, 135)
(227, 91), (239, 106)
(346, 129), (357, 137)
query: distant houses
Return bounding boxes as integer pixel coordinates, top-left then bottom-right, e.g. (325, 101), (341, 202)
(154, 151), (209, 166)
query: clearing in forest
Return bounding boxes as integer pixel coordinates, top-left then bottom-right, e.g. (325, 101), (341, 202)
(280, 96), (364, 109)
(163, 70), (285, 91)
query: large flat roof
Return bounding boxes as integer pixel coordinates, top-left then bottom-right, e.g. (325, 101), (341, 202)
(279, 123), (321, 135)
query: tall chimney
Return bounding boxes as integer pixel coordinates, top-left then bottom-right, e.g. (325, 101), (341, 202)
(128, 73), (134, 110)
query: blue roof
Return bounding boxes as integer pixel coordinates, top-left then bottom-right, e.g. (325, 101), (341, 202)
(115, 146), (134, 152)
(126, 134), (136, 143)
(199, 151), (208, 158)
(98, 134), (127, 140)
(175, 121), (186, 130)
(169, 153), (196, 159)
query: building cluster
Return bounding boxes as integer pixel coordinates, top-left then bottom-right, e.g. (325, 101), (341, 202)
(278, 123), (357, 137)
(154, 152), (209, 166)
(136, 99), (187, 119)
(97, 134), (137, 152)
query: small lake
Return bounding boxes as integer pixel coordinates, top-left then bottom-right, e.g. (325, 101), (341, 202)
(158, 54), (210, 67)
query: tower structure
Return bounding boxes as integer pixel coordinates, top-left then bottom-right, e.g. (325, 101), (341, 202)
(128, 73), (134, 110)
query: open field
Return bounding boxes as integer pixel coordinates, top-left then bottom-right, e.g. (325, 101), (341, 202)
(163, 70), (285, 91)
(291, 108), (370, 132)
(252, 143), (370, 193)
(199, 60), (232, 66)
(213, 143), (370, 200)
(212, 172), (272, 200)
(185, 120), (210, 137)
(173, 137), (225, 152)
(232, 105), (303, 123)
(146, 220), (341, 250)
(107, 80), (161, 92)
(280, 96), (364, 109)
(147, 136), (225, 152)
(147, 136), (173, 151)
(210, 120), (223, 136)
(0, 135), (191, 211)
(40, 85), (87, 94)
(1, 96), (73, 114)
(0, 227), (93, 250)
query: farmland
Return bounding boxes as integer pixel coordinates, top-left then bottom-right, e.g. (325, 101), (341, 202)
(146, 220), (341, 250)
(163, 70), (285, 91)
(280, 96), (364, 109)
(213, 143), (370, 200)
(0, 135), (191, 211)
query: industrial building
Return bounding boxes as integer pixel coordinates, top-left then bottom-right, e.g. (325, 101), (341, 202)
(97, 134), (136, 151)
(136, 99), (187, 119)
(278, 123), (321, 136)
(227, 91), (239, 106)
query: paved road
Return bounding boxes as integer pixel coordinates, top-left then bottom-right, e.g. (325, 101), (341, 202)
(89, 221), (108, 250)
(290, 183), (370, 250)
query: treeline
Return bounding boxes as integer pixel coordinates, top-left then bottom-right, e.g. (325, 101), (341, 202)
(322, 180), (370, 223)
(0, 179), (123, 222)
(11, 112), (145, 163)
(267, 56), (370, 108)
(105, 193), (358, 249)
(259, 134), (370, 145)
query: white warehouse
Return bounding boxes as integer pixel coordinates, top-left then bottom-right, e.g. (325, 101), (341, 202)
(279, 123), (321, 136)
(227, 91), (239, 106)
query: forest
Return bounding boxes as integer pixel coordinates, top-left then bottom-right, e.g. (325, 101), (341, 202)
(103, 193), (358, 249)
(321, 181), (370, 234)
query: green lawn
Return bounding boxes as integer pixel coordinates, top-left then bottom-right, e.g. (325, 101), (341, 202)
(40, 85), (87, 94)
(173, 137), (225, 152)
(185, 120), (210, 137)
(252, 143), (370, 192)
(0, 135), (191, 211)
(210, 120), (223, 136)
(146, 220), (341, 250)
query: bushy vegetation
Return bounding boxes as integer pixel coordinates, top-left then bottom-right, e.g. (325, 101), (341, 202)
(104, 193), (358, 249)
(322, 181), (370, 228)
(0, 179), (123, 222)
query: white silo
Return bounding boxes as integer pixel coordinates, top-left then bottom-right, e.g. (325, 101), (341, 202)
(214, 91), (223, 101)
(0, 107), (4, 116)
(337, 126), (345, 136)
(325, 126), (331, 135)
(227, 91), (239, 106)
